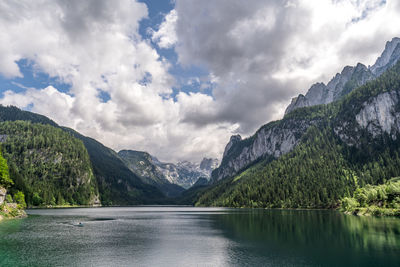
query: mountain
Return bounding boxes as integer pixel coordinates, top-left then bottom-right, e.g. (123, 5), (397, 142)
(199, 54), (400, 208)
(285, 37), (400, 114)
(152, 157), (218, 189)
(212, 37), (400, 183)
(118, 150), (184, 197)
(211, 114), (320, 182)
(191, 177), (209, 187)
(370, 37), (400, 76)
(0, 105), (164, 205)
(0, 105), (58, 127)
(199, 158), (219, 177)
(64, 129), (164, 205)
(171, 177), (210, 205)
(0, 120), (99, 206)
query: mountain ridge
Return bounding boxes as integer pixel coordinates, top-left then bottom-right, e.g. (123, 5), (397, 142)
(118, 149), (185, 197)
(0, 105), (165, 205)
(212, 37), (400, 183)
(135, 151), (218, 189)
(285, 37), (400, 114)
(199, 59), (400, 208)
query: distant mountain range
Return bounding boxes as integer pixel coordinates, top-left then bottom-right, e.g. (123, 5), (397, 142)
(119, 149), (218, 191)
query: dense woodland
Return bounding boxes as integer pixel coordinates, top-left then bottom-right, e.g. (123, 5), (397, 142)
(64, 128), (165, 205)
(0, 121), (98, 206)
(0, 105), (165, 207)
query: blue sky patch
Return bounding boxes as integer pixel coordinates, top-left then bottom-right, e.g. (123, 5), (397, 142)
(0, 0), (213, 103)
(0, 58), (72, 97)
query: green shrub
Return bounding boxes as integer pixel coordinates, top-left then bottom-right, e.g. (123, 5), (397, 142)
(0, 148), (12, 187)
(14, 191), (26, 208)
(340, 197), (359, 211)
(32, 192), (42, 206)
(5, 194), (12, 203)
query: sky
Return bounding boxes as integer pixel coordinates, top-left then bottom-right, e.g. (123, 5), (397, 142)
(0, 0), (399, 163)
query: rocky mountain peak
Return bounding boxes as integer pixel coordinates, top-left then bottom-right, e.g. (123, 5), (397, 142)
(223, 134), (242, 158)
(304, 82), (327, 106)
(355, 62), (368, 71)
(214, 37), (400, 184)
(370, 37), (400, 75)
(284, 37), (400, 115)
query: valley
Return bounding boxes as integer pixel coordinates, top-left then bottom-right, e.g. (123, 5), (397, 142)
(1, 38), (400, 216)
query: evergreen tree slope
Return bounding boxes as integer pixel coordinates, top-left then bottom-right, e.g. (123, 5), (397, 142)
(64, 128), (164, 205)
(0, 105), (58, 127)
(0, 121), (99, 206)
(0, 105), (164, 205)
(197, 61), (400, 208)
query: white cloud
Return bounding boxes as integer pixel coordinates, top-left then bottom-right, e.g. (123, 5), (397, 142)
(0, 0), (399, 163)
(1, 86), (75, 126)
(0, 0), (232, 162)
(151, 9), (178, 49)
(173, 0), (400, 133)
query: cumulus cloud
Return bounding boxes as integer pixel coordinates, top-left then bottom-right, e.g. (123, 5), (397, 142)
(0, 0), (233, 162)
(173, 0), (400, 133)
(0, 0), (399, 163)
(151, 9), (178, 49)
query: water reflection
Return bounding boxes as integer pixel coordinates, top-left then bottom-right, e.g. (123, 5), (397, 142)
(211, 209), (400, 266)
(0, 207), (399, 266)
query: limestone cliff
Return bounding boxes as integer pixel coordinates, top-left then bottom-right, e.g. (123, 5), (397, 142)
(212, 116), (322, 182)
(334, 90), (400, 145)
(285, 38), (400, 114)
(213, 38), (400, 184)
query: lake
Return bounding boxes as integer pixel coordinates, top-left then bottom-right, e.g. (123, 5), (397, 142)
(0, 207), (399, 266)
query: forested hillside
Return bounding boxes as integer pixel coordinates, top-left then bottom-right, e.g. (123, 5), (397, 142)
(0, 106), (165, 206)
(0, 121), (99, 206)
(65, 128), (165, 205)
(197, 60), (400, 208)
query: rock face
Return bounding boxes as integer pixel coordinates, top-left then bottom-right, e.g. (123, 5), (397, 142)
(199, 158), (219, 176)
(223, 135), (242, 158)
(370, 37), (400, 76)
(213, 37), (400, 184)
(154, 158), (219, 189)
(119, 150), (219, 190)
(355, 91), (400, 138)
(285, 64), (374, 114)
(212, 117), (320, 182)
(118, 150), (184, 197)
(285, 38), (400, 115)
(0, 187), (6, 205)
(335, 90), (400, 144)
(118, 150), (168, 186)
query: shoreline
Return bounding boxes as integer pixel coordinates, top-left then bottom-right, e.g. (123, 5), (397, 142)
(0, 209), (27, 222)
(342, 207), (400, 217)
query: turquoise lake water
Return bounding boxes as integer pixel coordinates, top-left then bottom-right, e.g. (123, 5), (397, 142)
(0, 207), (399, 266)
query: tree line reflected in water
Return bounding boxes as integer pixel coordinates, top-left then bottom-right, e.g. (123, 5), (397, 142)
(209, 209), (400, 266)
